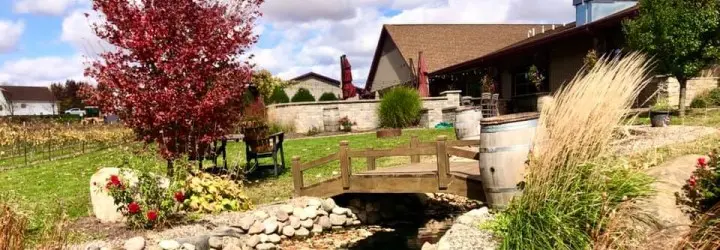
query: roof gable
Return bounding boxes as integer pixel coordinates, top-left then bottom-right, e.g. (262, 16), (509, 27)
(0, 86), (56, 102)
(365, 24), (557, 91)
(290, 72), (341, 87)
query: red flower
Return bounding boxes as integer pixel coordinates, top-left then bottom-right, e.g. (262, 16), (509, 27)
(698, 158), (707, 168)
(128, 202), (140, 214)
(146, 210), (158, 221)
(174, 191), (185, 202)
(110, 175), (121, 185)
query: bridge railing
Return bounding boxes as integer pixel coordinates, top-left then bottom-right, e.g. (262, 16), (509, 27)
(291, 135), (480, 195)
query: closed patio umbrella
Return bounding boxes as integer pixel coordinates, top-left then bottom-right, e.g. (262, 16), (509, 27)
(341, 55), (357, 99)
(417, 51), (430, 97)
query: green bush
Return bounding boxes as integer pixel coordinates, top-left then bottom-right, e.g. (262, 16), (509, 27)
(319, 92), (339, 101)
(291, 88), (315, 102)
(691, 93), (710, 108)
(378, 87), (422, 128)
(650, 97), (672, 112)
(183, 172), (252, 213)
(267, 87), (290, 104)
(708, 88), (720, 106)
(676, 152), (720, 220)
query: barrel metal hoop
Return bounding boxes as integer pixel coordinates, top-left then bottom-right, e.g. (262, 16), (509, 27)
(481, 119), (538, 133)
(478, 144), (532, 153)
(485, 187), (521, 193)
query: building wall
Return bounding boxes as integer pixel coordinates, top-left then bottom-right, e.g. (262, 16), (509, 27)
(1, 101), (58, 116)
(267, 91), (461, 133)
(0, 94), (9, 116)
(548, 40), (591, 93)
(370, 38), (415, 92)
(285, 77), (341, 100)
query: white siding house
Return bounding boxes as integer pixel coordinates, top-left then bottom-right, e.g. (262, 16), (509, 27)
(0, 86), (58, 116)
(287, 72), (342, 99)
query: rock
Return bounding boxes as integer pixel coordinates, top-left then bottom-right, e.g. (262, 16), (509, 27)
(275, 210), (289, 222)
(238, 216), (256, 231)
(317, 209), (328, 216)
(357, 211), (367, 222)
(124, 236), (145, 250)
(322, 198), (336, 212)
(311, 224), (323, 234)
(221, 237), (243, 250)
(289, 216), (301, 229)
(280, 205), (294, 215)
(352, 220), (361, 225)
(268, 234), (281, 243)
(256, 243), (276, 250)
(159, 240), (181, 250)
(349, 199), (363, 209)
(331, 206), (346, 215)
(259, 234), (269, 243)
(281, 226), (295, 237)
(295, 227), (310, 238)
(253, 211), (269, 221)
(182, 243), (196, 250)
(345, 217), (354, 226)
(293, 207), (308, 220)
(329, 214), (347, 226)
(263, 218), (279, 234)
(307, 198), (322, 207)
(365, 202), (375, 212)
(213, 226), (245, 238)
(176, 235), (211, 250)
(349, 206), (360, 215)
(300, 219), (313, 228)
(318, 216), (331, 229)
(437, 223), (497, 250)
(208, 237), (223, 249)
(331, 226), (343, 230)
(303, 206), (318, 219)
(422, 242), (437, 250)
(358, 229), (372, 237)
(246, 235), (260, 248)
(248, 221), (264, 235)
(90, 168), (129, 223)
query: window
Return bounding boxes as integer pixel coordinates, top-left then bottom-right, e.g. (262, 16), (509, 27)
(20, 103), (27, 108)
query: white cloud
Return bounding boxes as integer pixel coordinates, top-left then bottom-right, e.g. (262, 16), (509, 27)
(13, 0), (87, 15)
(0, 55), (90, 86)
(61, 9), (112, 57)
(0, 20), (25, 53)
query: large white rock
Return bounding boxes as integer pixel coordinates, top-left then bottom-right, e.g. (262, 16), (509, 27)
(90, 168), (169, 223)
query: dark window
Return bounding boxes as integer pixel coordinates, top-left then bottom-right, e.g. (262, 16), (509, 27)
(20, 103), (27, 108)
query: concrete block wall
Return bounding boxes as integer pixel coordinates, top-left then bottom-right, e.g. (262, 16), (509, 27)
(267, 90), (461, 133)
(665, 76), (719, 107)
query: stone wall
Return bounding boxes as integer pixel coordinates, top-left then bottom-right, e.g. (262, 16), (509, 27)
(665, 76), (719, 107)
(267, 91), (461, 133)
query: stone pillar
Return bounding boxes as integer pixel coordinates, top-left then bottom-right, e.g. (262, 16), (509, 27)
(440, 90), (462, 107)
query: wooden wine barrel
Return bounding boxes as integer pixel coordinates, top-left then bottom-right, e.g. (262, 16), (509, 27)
(478, 112), (539, 209)
(454, 107), (483, 140)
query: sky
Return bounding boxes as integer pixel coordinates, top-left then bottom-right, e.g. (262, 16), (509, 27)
(0, 0), (576, 87)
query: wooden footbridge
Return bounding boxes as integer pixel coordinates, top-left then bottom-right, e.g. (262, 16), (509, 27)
(291, 136), (487, 201)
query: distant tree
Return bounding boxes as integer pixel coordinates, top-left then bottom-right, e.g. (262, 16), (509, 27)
(319, 92), (339, 101)
(267, 86), (290, 104)
(291, 88), (315, 102)
(83, 0), (263, 176)
(252, 69), (292, 101)
(51, 80), (91, 112)
(624, 0), (720, 117)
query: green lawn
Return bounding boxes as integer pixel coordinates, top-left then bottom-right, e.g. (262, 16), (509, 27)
(0, 128), (455, 243)
(628, 109), (720, 127)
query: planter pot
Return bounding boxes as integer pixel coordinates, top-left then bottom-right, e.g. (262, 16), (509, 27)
(650, 111), (671, 127)
(376, 128), (402, 138)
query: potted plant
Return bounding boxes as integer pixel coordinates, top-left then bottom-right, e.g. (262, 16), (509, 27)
(239, 86), (271, 152)
(377, 87), (422, 138)
(338, 116), (356, 132)
(650, 97), (672, 127)
(528, 65), (552, 112)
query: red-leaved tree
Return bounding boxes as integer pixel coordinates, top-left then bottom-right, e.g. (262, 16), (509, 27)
(84, 0), (264, 175)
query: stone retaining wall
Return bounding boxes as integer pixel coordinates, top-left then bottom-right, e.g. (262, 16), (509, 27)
(267, 91), (461, 133)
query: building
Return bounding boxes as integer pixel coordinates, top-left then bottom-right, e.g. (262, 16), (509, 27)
(0, 86), (58, 116)
(364, 24), (560, 94)
(286, 72), (342, 100)
(431, 0), (718, 112)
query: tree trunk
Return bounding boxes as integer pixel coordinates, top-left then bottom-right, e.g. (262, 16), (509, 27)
(167, 159), (174, 178)
(678, 78), (688, 117)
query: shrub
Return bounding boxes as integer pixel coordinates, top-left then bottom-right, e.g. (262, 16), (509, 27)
(307, 126), (321, 136)
(691, 92), (711, 108)
(676, 152), (719, 220)
(650, 97), (672, 112)
(338, 116), (356, 132)
(182, 172), (252, 213)
(104, 170), (183, 229)
(291, 88), (315, 102)
(378, 87), (422, 128)
(267, 87), (290, 104)
(708, 88), (720, 106)
(268, 121), (294, 134)
(319, 92), (339, 101)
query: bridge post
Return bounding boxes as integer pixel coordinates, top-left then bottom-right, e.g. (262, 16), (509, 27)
(435, 136), (450, 189)
(339, 141), (350, 189)
(410, 136), (420, 163)
(366, 147), (376, 171)
(292, 156), (303, 197)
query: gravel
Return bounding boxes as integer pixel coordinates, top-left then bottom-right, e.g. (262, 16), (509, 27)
(612, 125), (717, 155)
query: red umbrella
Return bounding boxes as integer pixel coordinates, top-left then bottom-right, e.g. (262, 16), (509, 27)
(341, 55), (357, 99)
(417, 51), (430, 97)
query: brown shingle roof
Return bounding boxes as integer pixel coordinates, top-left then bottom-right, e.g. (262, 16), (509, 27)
(366, 24), (558, 91)
(0, 86), (56, 102)
(290, 72), (340, 87)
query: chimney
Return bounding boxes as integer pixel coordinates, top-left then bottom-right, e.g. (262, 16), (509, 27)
(574, 0), (638, 26)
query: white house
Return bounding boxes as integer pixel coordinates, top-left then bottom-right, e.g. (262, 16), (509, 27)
(0, 86), (58, 116)
(286, 72), (342, 99)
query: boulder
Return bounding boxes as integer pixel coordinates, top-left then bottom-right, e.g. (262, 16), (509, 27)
(212, 226), (244, 238)
(123, 236), (145, 250)
(238, 216), (256, 231)
(317, 209), (328, 217)
(318, 216), (331, 229)
(176, 235), (211, 250)
(345, 218), (354, 226)
(329, 214), (346, 226)
(248, 221), (264, 235)
(279, 205), (294, 215)
(268, 234), (281, 244)
(322, 198), (336, 212)
(208, 237), (223, 249)
(422, 242), (437, 250)
(275, 210), (289, 222)
(253, 211), (269, 221)
(295, 227), (310, 238)
(311, 224), (323, 234)
(263, 218), (279, 234)
(159, 240), (181, 250)
(281, 226), (295, 237)
(331, 207), (346, 215)
(352, 220), (361, 226)
(90, 168), (169, 223)
(289, 216), (301, 229)
(256, 243), (276, 250)
(221, 237), (242, 250)
(181, 243), (196, 250)
(293, 207), (308, 220)
(246, 235), (260, 248)
(307, 198), (322, 208)
(259, 234), (268, 243)
(303, 206), (318, 219)
(300, 219), (313, 229)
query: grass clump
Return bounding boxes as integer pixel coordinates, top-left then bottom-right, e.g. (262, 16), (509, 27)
(490, 53), (657, 249)
(290, 88), (315, 102)
(378, 87), (422, 128)
(319, 92), (339, 101)
(0, 202), (26, 250)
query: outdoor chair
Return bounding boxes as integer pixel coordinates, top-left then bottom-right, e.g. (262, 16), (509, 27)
(480, 93), (493, 117)
(491, 94), (500, 116)
(244, 132), (286, 177)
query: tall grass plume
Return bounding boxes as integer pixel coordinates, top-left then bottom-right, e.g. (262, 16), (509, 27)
(0, 203), (27, 250)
